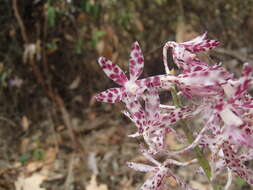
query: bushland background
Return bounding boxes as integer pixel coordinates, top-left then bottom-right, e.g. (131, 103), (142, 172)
(1, 0), (253, 189)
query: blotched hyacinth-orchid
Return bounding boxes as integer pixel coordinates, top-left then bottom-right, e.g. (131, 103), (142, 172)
(162, 64), (233, 98)
(95, 32), (253, 190)
(123, 89), (193, 154)
(163, 32), (219, 73)
(96, 42), (164, 103)
(127, 152), (197, 190)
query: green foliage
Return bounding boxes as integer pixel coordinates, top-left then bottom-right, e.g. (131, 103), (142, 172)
(46, 42), (58, 51)
(155, 0), (167, 5)
(75, 38), (84, 54)
(91, 30), (105, 49)
(235, 177), (246, 188)
(118, 11), (133, 29)
(81, 0), (101, 17)
(32, 148), (45, 161)
(47, 0), (56, 28)
(19, 148), (45, 164)
(19, 152), (32, 164)
(0, 68), (11, 88)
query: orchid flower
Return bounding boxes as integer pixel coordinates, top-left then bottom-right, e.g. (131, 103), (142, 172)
(161, 64), (233, 98)
(222, 141), (253, 185)
(163, 32), (219, 73)
(200, 135), (253, 186)
(127, 152), (197, 190)
(222, 63), (253, 102)
(95, 32), (253, 189)
(123, 89), (193, 154)
(96, 42), (165, 103)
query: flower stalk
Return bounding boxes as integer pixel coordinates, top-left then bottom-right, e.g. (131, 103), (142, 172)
(171, 86), (212, 180)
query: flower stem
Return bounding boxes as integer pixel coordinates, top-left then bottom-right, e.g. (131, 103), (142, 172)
(170, 86), (212, 180)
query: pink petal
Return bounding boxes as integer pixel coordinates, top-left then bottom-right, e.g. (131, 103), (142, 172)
(224, 124), (253, 148)
(163, 33), (219, 72)
(126, 162), (155, 172)
(144, 89), (160, 121)
(181, 32), (207, 45)
(129, 41), (144, 81)
(98, 57), (128, 86)
(219, 106), (243, 126)
(123, 96), (146, 132)
(233, 64), (252, 98)
(242, 63), (252, 77)
(95, 87), (125, 103)
(239, 149), (253, 162)
(182, 32), (220, 52)
(174, 65), (232, 97)
(136, 75), (165, 89)
(161, 106), (193, 124)
(223, 141), (253, 185)
(171, 174), (197, 190)
(144, 128), (166, 154)
(140, 167), (168, 190)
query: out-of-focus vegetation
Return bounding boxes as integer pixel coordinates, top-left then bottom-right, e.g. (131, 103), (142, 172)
(1, 0), (253, 189)
(2, 0), (253, 116)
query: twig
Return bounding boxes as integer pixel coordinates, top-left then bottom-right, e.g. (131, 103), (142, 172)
(47, 109), (60, 150)
(78, 117), (108, 135)
(213, 47), (250, 63)
(12, 0), (82, 152)
(41, 10), (82, 151)
(12, 0), (28, 43)
(0, 116), (17, 128)
(64, 153), (75, 190)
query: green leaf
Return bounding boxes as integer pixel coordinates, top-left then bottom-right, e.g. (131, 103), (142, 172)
(91, 30), (105, 48)
(92, 4), (101, 17)
(19, 152), (31, 164)
(46, 42), (58, 50)
(75, 38), (84, 54)
(32, 148), (44, 161)
(236, 177), (246, 188)
(47, 5), (56, 27)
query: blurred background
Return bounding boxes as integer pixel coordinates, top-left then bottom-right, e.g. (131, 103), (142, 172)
(1, 0), (253, 189)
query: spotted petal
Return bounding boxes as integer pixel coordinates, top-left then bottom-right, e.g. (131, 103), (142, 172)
(174, 65), (232, 97)
(181, 32), (207, 46)
(140, 167), (168, 190)
(223, 142), (253, 185)
(161, 106), (193, 124)
(144, 89), (160, 121)
(234, 63), (252, 98)
(98, 57), (128, 86)
(181, 32), (220, 52)
(127, 162), (155, 172)
(129, 41), (144, 81)
(95, 87), (125, 103)
(136, 75), (166, 89)
(144, 128), (166, 154)
(123, 96), (146, 132)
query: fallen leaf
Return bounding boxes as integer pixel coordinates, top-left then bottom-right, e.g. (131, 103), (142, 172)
(86, 175), (108, 190)
(15, 173), (47, 190)
(43, 147), (58, 170)
(20, 138), (30, 153)
(26, 161), (43, 174)
(69, 76), (81, 90)
(21, 116), (30, 131)
(96, 40), (105, 55)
